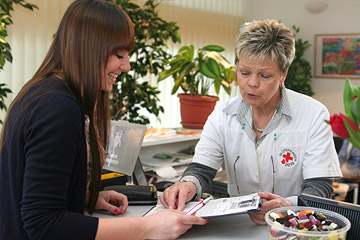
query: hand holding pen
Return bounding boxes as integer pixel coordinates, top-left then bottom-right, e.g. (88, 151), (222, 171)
(185, 197), (212, 215)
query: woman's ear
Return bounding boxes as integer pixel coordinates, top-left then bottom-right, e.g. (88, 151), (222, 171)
(280, 71), (288, 87)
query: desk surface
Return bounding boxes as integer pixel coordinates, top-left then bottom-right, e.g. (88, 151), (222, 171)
(92, 205), (268, 239)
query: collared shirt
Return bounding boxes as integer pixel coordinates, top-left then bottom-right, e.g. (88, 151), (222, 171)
(225, 87), (292, 148)
(191, 88), (342, 198)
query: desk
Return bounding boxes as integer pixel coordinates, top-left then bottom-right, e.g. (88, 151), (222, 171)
(92, 205), (268, 239)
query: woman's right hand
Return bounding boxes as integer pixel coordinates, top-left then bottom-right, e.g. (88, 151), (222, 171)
(143, 209), (209, 239)
(159, 182), (196, 211)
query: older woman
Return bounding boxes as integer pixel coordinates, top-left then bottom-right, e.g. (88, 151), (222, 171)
(160, 19), (342, 225)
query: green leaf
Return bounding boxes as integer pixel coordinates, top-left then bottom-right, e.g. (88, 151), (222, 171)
(168, 55), (186, 65)
(177, 62), (195, 82)
(214, 79), (220, 95)
(172, 76), (183, 94)
(199, 61), (216, 79)
(201, 44), (225, 52)
(178, 45), (191, 55)
(200, 58), (221, 79)
(176, 45), (194, 62)
(350, 93), (360, 121)
(221, 80), (231, 95)
(344, 120), (360, 150)
(343, 77), (357, 122)
(224, 68), (236, 84)
(158, 67), (181, 81)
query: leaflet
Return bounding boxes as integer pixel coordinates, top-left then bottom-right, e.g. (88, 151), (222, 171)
(144, 193), (261, 218)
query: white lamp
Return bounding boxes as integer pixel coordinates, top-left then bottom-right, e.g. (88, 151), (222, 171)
(305, 0), (328, 14)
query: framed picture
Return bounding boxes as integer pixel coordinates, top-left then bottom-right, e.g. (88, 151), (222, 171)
(104, 120), (147, 176)
(314, 33), (360, 79)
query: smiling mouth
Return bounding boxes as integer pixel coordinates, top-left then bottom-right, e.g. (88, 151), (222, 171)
(108, 72), (119, 80)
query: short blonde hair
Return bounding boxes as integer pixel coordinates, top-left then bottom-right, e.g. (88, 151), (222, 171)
(235, 19), (295, 75)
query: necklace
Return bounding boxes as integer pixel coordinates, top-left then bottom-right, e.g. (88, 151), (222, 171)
(252, 106), (279, 133)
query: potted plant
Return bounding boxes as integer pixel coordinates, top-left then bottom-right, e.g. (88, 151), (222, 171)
(285, 25), (314, 96)
(158, 44), (236, 128)
(106, 0), (181, 125)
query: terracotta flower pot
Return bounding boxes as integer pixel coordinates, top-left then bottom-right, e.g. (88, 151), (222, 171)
(178, 93), (219, 129)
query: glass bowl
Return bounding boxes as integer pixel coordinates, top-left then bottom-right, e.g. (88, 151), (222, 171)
(265, 206), (351, 240)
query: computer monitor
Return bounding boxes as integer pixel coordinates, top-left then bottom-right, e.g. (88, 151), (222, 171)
(132, 157), (148, 186)
(298, 194), (360, 240)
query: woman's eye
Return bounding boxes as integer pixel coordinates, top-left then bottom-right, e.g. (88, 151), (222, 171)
(261, 74), (270, 79)
(116, 54), (124, 59)
(241, 71), (249, 76)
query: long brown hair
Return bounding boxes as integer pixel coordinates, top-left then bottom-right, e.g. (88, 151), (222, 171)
(0, 0), (134, 213)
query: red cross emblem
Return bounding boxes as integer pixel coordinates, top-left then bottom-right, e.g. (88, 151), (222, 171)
(281, 152), (293, 164)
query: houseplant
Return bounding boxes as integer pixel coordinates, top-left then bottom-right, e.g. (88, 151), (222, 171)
(285, 25), (314, 96)
(106, 0), (180, 125)
(158, 44), (236, 128)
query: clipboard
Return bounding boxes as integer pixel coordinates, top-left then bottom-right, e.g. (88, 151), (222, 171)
(144, 193), (262, 218)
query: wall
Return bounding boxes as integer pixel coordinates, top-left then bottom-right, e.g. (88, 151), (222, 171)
(249, 0), (360, 115)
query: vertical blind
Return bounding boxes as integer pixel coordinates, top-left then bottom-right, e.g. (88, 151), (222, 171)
(0, 0), (245, 128)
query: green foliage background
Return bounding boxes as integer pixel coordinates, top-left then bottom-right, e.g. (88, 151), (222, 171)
(285, 25), (314, 97)
(0, 0), (38, 124)
(106, 0), (181, 124)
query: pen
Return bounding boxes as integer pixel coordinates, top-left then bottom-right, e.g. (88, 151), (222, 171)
(185, 197), (212, 215)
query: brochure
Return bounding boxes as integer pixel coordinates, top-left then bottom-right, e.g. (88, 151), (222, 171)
(144, 193), (261, 218)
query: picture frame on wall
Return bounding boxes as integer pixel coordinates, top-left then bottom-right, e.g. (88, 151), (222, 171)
(314, 33), (360, 79)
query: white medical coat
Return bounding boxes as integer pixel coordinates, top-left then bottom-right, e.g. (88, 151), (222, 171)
(192, 89), (342, 198)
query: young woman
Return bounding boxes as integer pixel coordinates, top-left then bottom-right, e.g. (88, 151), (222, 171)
(0, 1), (207, 239)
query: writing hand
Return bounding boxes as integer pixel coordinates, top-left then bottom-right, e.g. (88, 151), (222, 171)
(159, 182), (196, 211)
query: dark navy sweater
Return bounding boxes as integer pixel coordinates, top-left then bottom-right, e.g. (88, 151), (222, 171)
(0, 77), (98, 239)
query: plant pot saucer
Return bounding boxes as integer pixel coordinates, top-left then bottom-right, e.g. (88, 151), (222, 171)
(180, 122), (205, 129)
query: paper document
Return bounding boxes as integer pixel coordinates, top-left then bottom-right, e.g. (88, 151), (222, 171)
(144, 193), (261, 218)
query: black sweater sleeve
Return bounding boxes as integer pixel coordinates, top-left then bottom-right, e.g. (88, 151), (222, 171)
(301, 177), (334, 198)
(182, 162), (217, 190)
(20, 95), (98, 239)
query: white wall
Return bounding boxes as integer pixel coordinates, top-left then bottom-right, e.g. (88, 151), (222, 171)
(249, 0), (360, 115)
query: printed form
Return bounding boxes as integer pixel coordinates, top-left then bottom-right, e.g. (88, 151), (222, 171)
(145, 193), (261, 218)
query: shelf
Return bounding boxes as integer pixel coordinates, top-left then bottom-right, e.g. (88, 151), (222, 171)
(142, 134), (201, 147)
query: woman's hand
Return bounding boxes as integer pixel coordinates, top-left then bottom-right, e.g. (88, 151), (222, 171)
(248, 191), (292, 225)
(95, 190), (128, 215)
(143, 209), (209, 239)
(159, 182), (196, 211)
